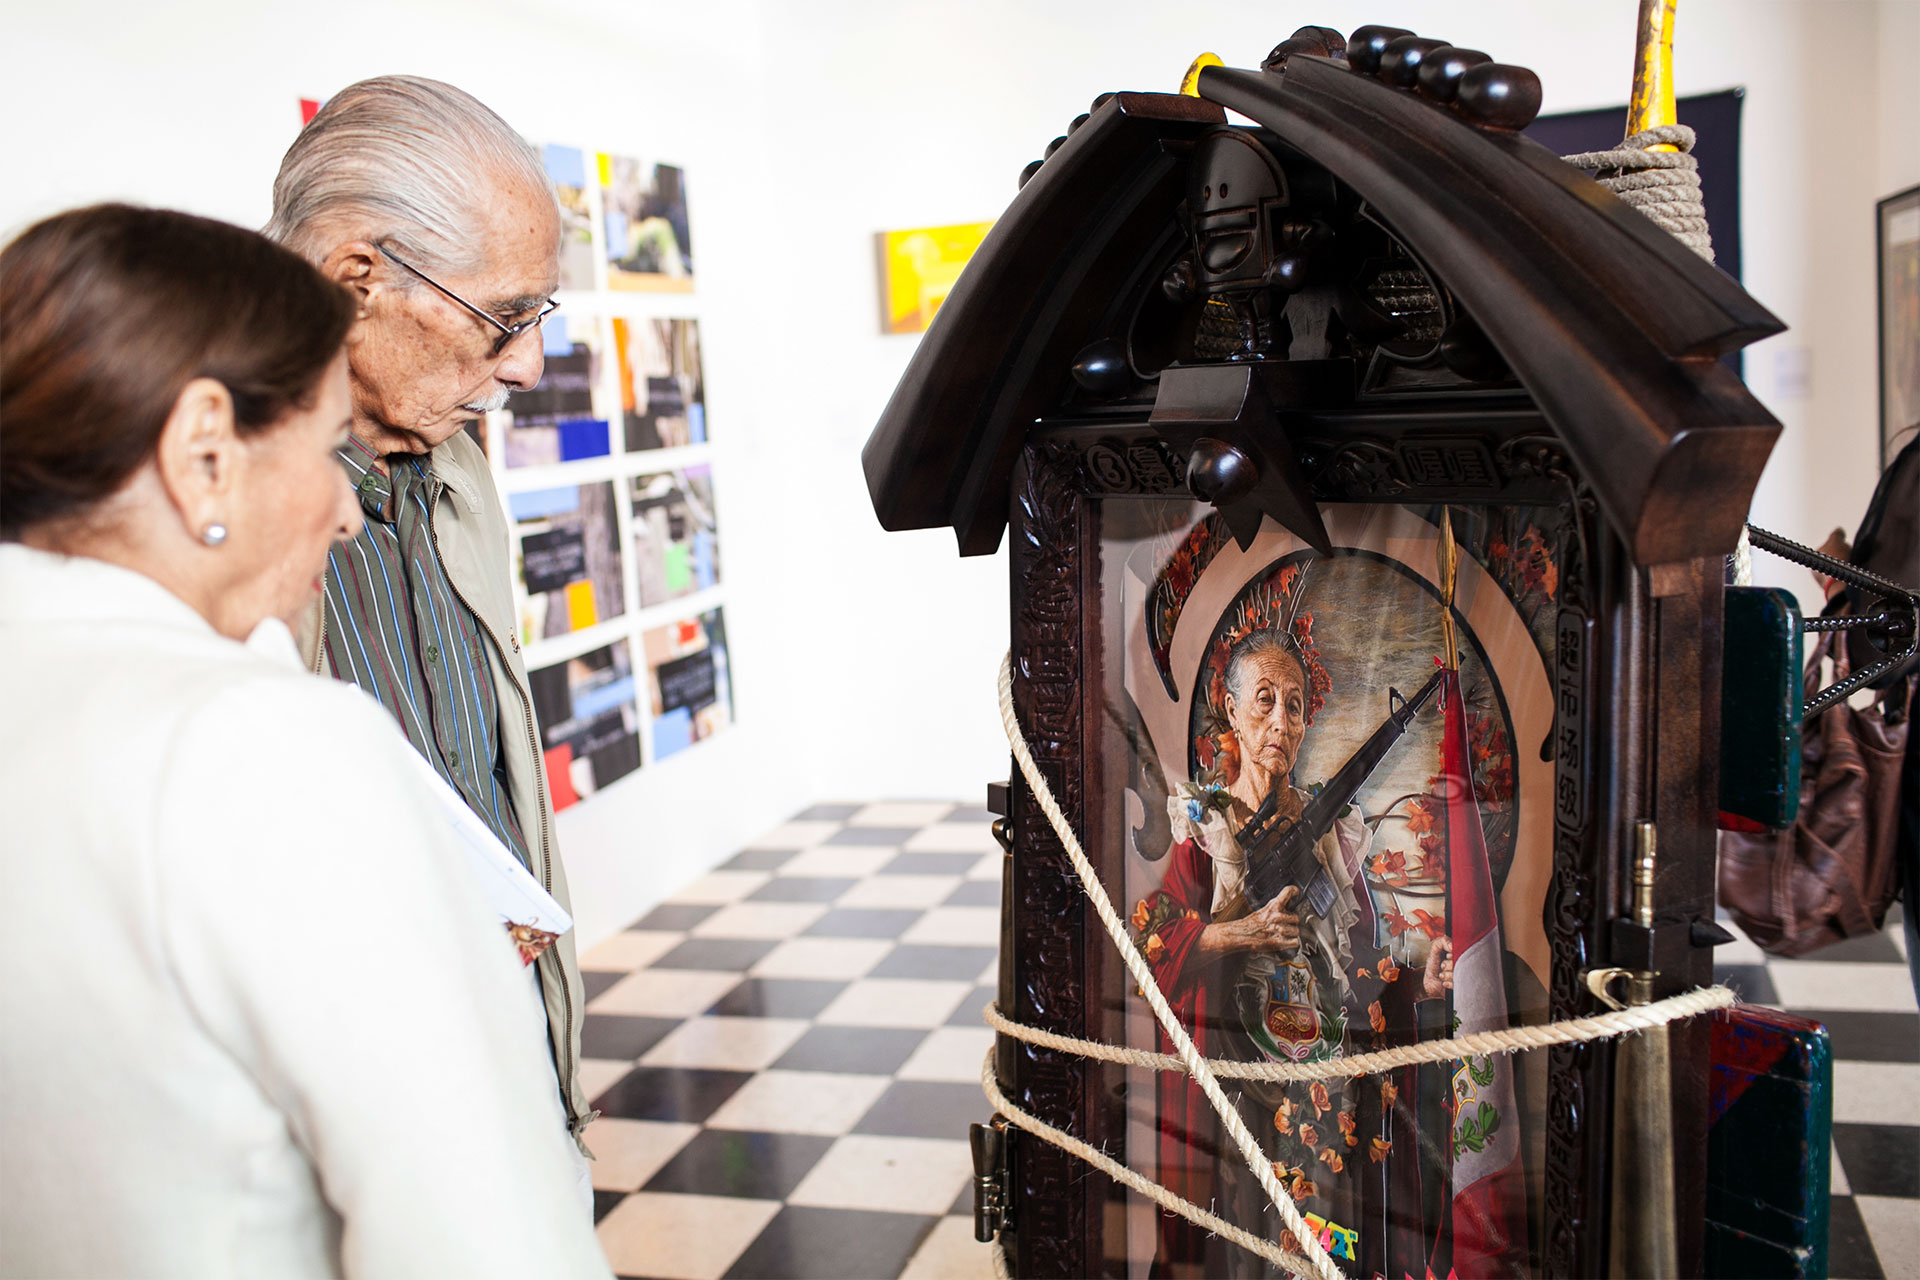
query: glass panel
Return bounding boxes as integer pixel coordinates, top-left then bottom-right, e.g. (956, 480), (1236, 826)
(1090, 497), (1567, 1277)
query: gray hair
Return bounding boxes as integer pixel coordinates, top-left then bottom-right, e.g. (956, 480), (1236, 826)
(264, 75), (556, 278)
(1223, 629), (1308, 707)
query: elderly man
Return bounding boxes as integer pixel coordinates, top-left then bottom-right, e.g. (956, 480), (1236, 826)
(265, 76), (592, 1186)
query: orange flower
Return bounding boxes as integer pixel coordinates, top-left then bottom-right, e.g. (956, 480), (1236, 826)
(1337, 1110), (1358, 1147)
(1403, 800), (1435, 836)
(1273, 1104), (1293, 1137)
(1279, 1230), (1301, 1255)
(1377, 955), (1401, 984)
(1368, 1001), (1387, 1034)
(1309, 1081), (1332, 1116)
(1299, 1123), (1320, 1148)
(1381, 1078), (1399, 1108)
(1292, 1176), (1319, 1200)
(1317, 1148), (1345, 1174)
(1130, 900), (1151, 932)
(1369, 1136), (1392, 1164)
(1143, 933), (1165, 964)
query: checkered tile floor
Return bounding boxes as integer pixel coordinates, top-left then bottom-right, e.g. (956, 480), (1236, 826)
(576, 801), (1918, 1279)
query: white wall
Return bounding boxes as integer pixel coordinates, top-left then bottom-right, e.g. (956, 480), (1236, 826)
(5, 0), (1911, 944)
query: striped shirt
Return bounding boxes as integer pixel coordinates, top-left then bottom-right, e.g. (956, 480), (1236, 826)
(322, 439), (533, 871)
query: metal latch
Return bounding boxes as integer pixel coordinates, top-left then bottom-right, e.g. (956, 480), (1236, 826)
(970, 1115), (1015, 1242)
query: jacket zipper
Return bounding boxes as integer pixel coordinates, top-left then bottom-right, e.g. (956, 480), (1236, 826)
(420, 515), (581, 1135)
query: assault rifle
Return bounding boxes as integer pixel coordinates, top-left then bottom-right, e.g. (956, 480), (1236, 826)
(1236, 666), (1447, 918)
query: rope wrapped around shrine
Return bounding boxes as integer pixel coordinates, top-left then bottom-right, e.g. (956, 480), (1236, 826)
(984, 653), (1737, 1280)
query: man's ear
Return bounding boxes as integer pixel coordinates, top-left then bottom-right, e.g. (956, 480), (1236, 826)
(153, 377), (240, 536)
(320, 241), (383, 319)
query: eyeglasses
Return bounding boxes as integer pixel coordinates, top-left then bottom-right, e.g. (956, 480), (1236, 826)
(376, 243), (558, 358)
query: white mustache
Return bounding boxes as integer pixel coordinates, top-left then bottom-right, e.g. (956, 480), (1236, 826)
(459, 386), (512, 413)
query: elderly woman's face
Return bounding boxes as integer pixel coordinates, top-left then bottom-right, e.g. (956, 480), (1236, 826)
(1225, 649), (1308, 785)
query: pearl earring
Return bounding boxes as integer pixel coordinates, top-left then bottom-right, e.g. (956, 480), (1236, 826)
(201, 523), (228, 547)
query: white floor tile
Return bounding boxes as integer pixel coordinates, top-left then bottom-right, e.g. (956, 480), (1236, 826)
(1831, 1061), (1920, 1126)
(579, 929), (683, 972)
(899, 1027), (997, 1082)
(749, 936), (893, 980)
(1710, 927), (1767, 967)
(587, 968), (741, 1018)
(596, 1191), (781, 1279)
(746, 820), (844, 849)
(819, 978), (972, 1029)
(704, 1068), (893, 1136)
(578, 1057), (636, 1101)
(903, 907), (1001, 947)
(900, 1215), (996, 1280)
(778, 845), (900, 878)
(1854, 1195), (1920, 1270)
(639, 1016), (811, 1071)
(850, 802), (957, 828)
(977, 958), (999, 985)
(787, 1134), (975, 1215)
(838, 875), (963, 910)
(905, 822), (1002, 854)
(583, 1117), (700, 1192)
(966, 853), (1002, 882)
(1766, 961), (1919, 1013)
(691, 901), (828, 940)
(667, 870), (771, 905)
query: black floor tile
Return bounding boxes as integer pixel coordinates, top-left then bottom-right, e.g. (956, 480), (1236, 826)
(1792, 1010), (1920, 1062)
(593, 1189), (627, 1224)
(1832, 1122), (1920, 1198)
(853, 1079), (993, 1140)
(877, 852), (983, 876)
(708, 978), (849, 1019)
(1827, 1195), (1886, 1279)
(871, 945), (999, 981)
(720, 847), (801, 872)
(582, 969), (624, 1003)
(824, 826), (920, 846)
(772, 1026), (930, 1074)
(795, 803), (861, 820)
(593, 1066), (753, 1124)
(1714, 963), (1778, 1004)
(804, 908), (923, 939)
(948, 984), (997, 1027)
(643, 1128), (834, 1200)
(943, 880), (1001, 907)
(950, 805), (997, 824)
(722, 1205), (938, 1280)
(748, 877), (858, 903)
(1807, 930), (1906, 965)
(629, 902), (718, 932)
(581, 1014), (679, 1061)
(950, 1181), (975, 1216)
(649, 937), (780, 971)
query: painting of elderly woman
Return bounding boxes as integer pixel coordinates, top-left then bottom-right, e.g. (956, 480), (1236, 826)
(1116, 512), (1561, 1278)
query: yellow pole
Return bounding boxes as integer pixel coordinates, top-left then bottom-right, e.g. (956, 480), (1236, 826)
(1437, 508), (1460, 671)
(1627, 0), (1679, 151)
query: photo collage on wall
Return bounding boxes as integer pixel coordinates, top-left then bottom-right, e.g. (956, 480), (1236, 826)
(485, 139), (729, 809)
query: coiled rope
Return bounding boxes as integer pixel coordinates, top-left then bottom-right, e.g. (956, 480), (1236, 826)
(986, 653), (1736, 1279)
(1562, 124), (1715, 261)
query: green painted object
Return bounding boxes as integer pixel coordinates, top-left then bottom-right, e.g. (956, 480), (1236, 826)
(1720, 587), (1803, 829)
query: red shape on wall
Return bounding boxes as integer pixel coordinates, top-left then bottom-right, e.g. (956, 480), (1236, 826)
(544, 743), (580, 811)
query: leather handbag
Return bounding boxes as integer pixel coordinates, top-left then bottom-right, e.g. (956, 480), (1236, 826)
(1718, 631), (1913, 958)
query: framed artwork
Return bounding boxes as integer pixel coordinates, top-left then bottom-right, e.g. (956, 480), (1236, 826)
(631, 465), (719, 608)
(527, 639), (642, 810)
(641, 608), (732, 761)
(1879, 184), (1920, 465)
(509, 481), (626, 644)
(542, 144), (599, 292)
(601, 154), (693, 292)
(878, 221), (994, 334)
(504, 316), (610, 468)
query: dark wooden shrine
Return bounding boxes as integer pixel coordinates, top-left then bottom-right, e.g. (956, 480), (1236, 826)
(864, 24), (1785, 1279)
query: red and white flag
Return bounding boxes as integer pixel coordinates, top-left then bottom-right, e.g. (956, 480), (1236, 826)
(1438, 668), (1528, 1277)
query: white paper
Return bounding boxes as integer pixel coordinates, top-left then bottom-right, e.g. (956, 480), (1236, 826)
(399, 748), (573, 937)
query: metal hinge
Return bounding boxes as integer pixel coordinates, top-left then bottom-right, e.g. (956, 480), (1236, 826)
(970, 1115), (1015, 1242)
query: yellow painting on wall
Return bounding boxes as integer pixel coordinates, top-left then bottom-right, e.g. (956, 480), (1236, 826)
(879, 220), (993, 334)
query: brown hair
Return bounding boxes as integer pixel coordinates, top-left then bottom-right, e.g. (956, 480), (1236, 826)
(0, 203), (356, 537)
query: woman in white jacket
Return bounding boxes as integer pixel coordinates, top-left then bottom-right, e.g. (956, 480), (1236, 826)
(0, 204), (611, 1280)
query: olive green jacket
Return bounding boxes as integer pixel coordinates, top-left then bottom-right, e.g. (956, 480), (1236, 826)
(296, 428), (592, 1150)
